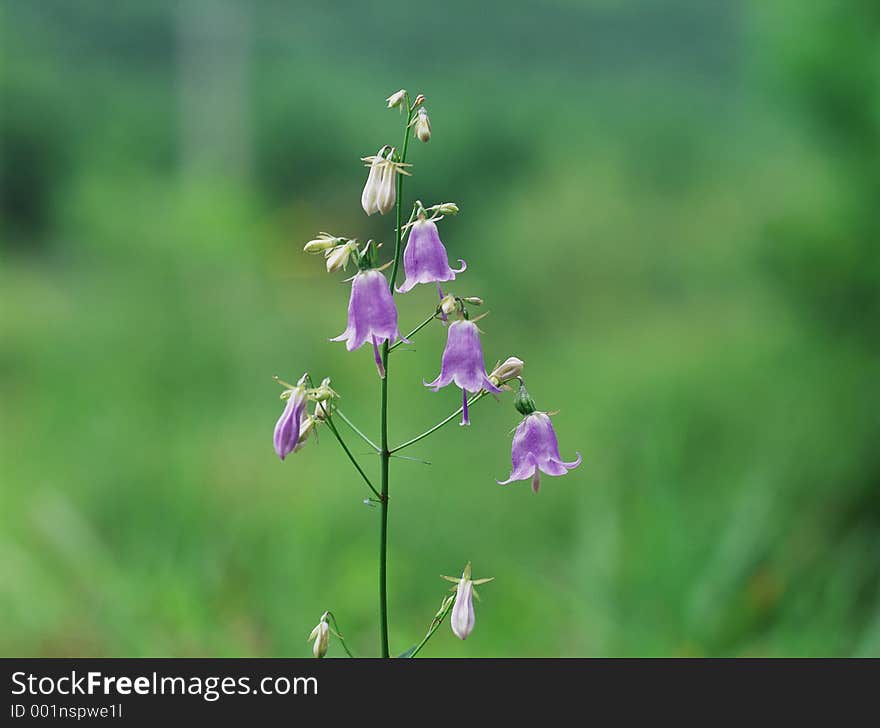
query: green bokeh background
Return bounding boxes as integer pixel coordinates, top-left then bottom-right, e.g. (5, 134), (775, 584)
(2, 0), (878, 657)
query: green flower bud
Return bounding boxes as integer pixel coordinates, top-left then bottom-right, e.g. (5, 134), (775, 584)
(514, 380), (537, 416)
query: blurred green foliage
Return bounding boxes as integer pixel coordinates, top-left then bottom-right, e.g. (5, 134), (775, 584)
(1, 0), (878, 656)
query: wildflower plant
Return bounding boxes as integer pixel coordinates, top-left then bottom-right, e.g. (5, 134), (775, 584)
(273, 89), (581, 657)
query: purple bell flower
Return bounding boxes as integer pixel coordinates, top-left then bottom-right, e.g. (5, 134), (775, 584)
(331, 269), (405, 378)
(396, 219), (466, 294)
(274, 379), (308, 461)
(425, 319), (501, 425)
(497, 412), (582, 493)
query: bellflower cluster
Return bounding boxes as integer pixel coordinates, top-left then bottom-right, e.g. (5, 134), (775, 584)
(270, 88), (583, 658)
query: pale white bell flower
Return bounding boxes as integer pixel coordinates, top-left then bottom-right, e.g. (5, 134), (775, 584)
(386, 89), (407, 108)
(414, 108), (431, 143)
(361, 147), (412, 216)
(441, 562), (494, 640)
(307, 613), (331, 658)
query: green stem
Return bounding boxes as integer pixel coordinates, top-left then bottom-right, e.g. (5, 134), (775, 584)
(389, 312), (437, 352)
(335, 409), (380, 452)
(320, 404), (381, 499)
(390, 391), (489, 454)
(377, 98), (415, 659)
(409, 597), (455, 658)
(325, 611), (356, 658)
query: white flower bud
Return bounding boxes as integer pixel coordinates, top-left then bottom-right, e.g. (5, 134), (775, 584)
(324, 241), (358, 273)
(304, 232), (341, 254)
(386, 89), (407, 108)
(414, 108), (431, 143)
(435, 202), (459, 216)
(307, 616), (330, 658)
(489, 356), (524, 386)
(462, 296), (483, 306)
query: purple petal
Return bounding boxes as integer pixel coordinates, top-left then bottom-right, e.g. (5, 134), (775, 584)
(273, 388), (306, 460)
(372, 335), (386, 378)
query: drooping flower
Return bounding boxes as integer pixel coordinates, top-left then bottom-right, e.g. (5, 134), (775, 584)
(331, 269), (405, 378)
(361, 147), (412, 216)
(273, 374), (309, 461)
(441, 563), (494, 641)
(498, 412), (582, 493)
(451, 578), (474, 640)
(386, 89), (407, 108)
(414, 107), (431, 142)
(307, 613), (331, 658)
(396, 217), (466, 294)
(425, 319), (501, 425)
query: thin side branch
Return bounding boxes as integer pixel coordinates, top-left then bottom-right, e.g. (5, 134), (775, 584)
(335, 409), (380, 452)
(320, 403), (381, 499)
(390, 391), (489, 453)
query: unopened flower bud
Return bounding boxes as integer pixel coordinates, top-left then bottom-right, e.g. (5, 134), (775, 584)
(435, 202), (459, 216)
(414, 108), (431, 143)
(462, 296), (483, 306)
(412, 94), (426, 108)
(514, 380), (537, 416)
(439, 294), (459, 316)
(386, 89), (407, 108)
(307, 614), (331, 658)
(304, 232), (341, 254)
(489, 356), (524, 386)
(324, 241), (358, 273)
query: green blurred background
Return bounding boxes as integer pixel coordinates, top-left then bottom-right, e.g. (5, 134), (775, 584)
(1, 0), (878, 657)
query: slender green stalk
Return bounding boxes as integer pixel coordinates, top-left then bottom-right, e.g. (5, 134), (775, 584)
(319, 404), (381, 499)
(389, 312), (437, 352)
(335, 409), (380, 452)
(325, 611), (356, 658)
(390, 391), (489, 454)
(377, 98), (416, 658)
(409, 597), (455, 658)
